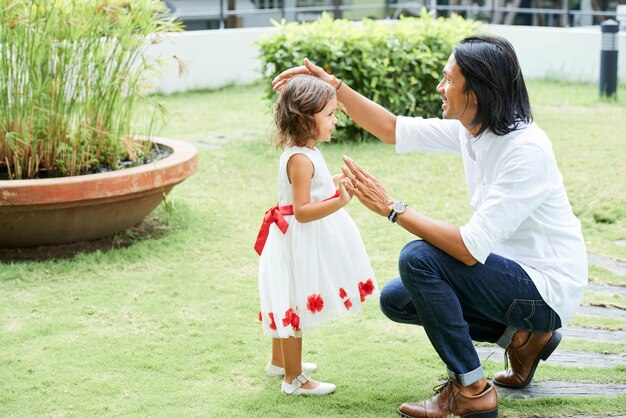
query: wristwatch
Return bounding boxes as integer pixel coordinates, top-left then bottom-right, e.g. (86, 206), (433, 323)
(388, 201), (408, 223)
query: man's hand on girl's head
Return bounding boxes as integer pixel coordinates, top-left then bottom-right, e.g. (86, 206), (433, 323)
(272, 58), (334, 92)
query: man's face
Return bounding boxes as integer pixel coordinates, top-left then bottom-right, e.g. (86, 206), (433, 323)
(436, 54), (477, 129)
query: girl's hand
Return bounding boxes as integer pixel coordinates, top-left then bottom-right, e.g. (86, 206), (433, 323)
(337, 177), (352, 205)
(272, 58), (339, 92)
(341, 155), (394, 217)
(332, 173), (344, 188)
(333, 173), (353, 203)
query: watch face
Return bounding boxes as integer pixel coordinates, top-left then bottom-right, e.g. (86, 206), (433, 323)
(393, 201), (406, 213)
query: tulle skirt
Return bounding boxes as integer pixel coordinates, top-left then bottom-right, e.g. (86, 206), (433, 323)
(258, 208), (378, 338)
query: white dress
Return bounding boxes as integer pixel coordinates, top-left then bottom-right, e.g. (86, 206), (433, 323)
(257, 146), (378, 338)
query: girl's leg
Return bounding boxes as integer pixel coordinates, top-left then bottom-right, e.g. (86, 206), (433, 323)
(271, 338), (283, 367)
(268, 339), (316, 376)
(280, 337), (319, 389)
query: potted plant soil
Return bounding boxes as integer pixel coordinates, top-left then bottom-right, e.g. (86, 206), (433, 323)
(0, 0), (197, 248)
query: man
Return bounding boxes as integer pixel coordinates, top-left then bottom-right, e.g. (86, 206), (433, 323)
(272, 35), (587, 417)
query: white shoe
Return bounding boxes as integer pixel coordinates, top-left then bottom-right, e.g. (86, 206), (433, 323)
(281, 373), (336, 396)
(266, 362), (317, 377)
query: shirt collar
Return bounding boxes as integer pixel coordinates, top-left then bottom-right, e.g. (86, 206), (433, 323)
(468, 121), (532, 155)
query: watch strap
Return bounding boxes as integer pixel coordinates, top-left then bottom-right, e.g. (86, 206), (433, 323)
(388, 201), (407, 223)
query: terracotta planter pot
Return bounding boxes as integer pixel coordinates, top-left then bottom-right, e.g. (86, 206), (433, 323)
(0, 138), (197, 248)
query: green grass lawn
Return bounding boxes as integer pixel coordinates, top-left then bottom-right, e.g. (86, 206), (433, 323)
(1, 81), (625, 417)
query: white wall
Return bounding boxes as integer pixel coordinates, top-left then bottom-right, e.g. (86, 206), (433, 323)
(488, 25), (626, 82)
(147, 24), (626, 94)
(147, 27), (277, 94)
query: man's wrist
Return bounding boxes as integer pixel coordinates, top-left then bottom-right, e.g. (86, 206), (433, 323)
(384, 201), (394, 217)
(330, 75), (343, 90)
(388, 201), (408, 223)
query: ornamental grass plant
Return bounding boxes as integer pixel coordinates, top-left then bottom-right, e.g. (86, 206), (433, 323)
(0, 0), (181, 179)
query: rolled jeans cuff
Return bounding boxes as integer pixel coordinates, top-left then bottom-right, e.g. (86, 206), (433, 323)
(447, 364), (484, 386)
(496, 326), (517, 349)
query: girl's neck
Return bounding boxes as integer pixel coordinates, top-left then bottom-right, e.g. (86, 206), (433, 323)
(287, 138), (318, 149)
(304, 138), (317, 149)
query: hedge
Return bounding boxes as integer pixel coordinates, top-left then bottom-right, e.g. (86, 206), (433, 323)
(257, 11), (481, 141)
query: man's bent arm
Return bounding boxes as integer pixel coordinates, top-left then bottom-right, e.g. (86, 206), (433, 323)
(337, 84), (398, 145)
(395, 208), (478, 266)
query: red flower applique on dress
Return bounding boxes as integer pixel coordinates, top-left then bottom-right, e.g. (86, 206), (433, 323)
(282, 308), (301, 331)
(338, 287), (352, 310)
(307, 294), (324, 314)
(268, 312), (277, 330)
(358, 278), (375, 302)
(258, 311), (262, 322)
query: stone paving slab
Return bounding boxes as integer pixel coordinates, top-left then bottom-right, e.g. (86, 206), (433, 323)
(588, 253), (626, 276)
(496, 380), (626, 399)
(587, 283), (626, 297)
(560, 326), (626, 342)
(475, 346), (626, 367)
(578, 305), (626, 321)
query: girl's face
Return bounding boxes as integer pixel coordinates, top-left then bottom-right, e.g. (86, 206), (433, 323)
(313, 96), (338, 143)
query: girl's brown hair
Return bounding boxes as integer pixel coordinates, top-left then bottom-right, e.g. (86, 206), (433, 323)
(273, 75), (336, 148)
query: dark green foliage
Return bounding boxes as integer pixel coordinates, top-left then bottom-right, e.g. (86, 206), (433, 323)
(257, 11), (481, 141)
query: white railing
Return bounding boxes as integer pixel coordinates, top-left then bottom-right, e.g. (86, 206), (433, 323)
(168, 0), (622, 29)
(146, 23), (626, 94)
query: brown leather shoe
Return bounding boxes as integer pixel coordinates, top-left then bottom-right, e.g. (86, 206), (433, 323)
(493, 330), (561, 389)
(397, 379), (497, 418)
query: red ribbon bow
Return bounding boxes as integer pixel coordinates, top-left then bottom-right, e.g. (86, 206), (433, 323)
(254, 190), (340, 256)
(254, 204), (294, 255)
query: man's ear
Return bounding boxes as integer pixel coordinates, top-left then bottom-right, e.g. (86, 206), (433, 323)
(469, 90), (478, 105)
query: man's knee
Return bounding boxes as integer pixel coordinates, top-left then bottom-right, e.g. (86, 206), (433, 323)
(379, 278), (404, 320)
(398, 240), (440, 277)
(379, 292), (394, 321)
(379, 278), (421, 325)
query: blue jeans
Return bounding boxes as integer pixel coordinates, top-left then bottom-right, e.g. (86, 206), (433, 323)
(380, 241), (561, 386)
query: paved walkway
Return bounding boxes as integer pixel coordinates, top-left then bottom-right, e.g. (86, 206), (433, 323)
(476, 345), (626, 367)
(587, 282), (626, 297)
(588, 253), (626, 276)
(498, 381), (626, 399)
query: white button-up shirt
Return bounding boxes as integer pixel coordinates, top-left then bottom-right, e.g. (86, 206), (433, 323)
(396, 116), (587, 325)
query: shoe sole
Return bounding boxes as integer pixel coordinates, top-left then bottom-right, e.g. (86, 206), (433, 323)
(282, 384), (336, 395)
(493, 330), (562, 389)
(397, 407), (498, 418)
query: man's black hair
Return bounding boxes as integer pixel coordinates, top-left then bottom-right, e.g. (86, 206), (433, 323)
(453, 35), (532, 137)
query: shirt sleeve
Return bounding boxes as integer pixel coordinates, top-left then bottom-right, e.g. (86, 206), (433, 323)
(395, 116), (463, 154)
(460, 144), (555, 264)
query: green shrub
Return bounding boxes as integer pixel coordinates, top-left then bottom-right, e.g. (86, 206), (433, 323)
(257, 11), (481, 141)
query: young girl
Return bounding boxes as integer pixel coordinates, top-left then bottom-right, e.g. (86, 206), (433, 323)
(254, 75), (378, 395)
